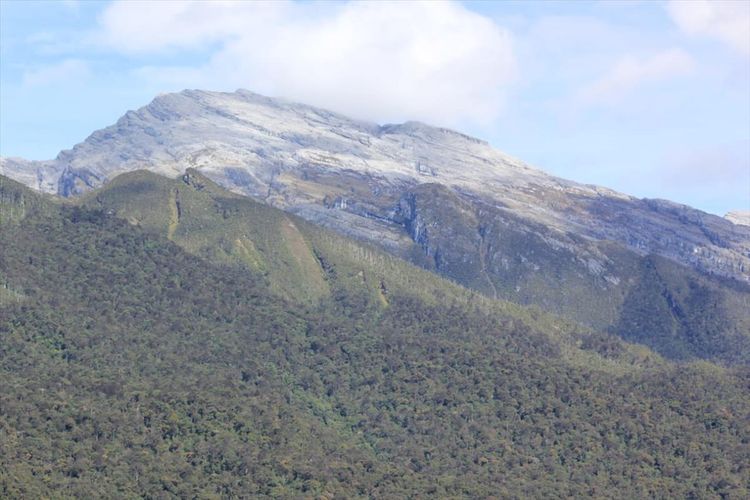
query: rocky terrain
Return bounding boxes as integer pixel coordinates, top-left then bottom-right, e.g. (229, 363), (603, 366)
(2, 89), (749, 360)
(0, 157), (61, 194)
(726, 210), (750, 227)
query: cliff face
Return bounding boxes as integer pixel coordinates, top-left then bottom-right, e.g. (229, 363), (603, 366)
(0, 157), (61, 194)
(2, 89), (749, 362)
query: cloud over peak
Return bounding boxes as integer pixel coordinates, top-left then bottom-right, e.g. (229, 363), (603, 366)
(97, 0), (516, 127)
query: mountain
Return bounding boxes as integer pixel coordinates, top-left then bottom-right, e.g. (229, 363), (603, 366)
(2, 173), (749, 498)
(2, 89), (749, 365)
(0, 157), (60, 194)
(85, 169), (750, 365)
(726, 210), (750, 227)
(3, 89), (747, 279)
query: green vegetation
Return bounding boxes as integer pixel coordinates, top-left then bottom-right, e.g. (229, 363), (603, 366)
(616, 253), (750, 364)
(397, 183), (750, 365)
(81, 170), (330, 305)
(0, 175), (55, 226)
(1, 173), (749, 498)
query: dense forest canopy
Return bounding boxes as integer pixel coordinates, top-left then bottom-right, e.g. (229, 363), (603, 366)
(1, 174), (748, 498)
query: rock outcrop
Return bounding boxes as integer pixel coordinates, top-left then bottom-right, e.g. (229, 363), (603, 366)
(3, 89), (749, 362)
(726, 210), (750, 227)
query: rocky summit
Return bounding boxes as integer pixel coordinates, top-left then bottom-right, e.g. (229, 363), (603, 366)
(2, 89), (749, 362)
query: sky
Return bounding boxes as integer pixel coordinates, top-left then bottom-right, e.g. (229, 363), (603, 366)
(0, 0), (748, 216)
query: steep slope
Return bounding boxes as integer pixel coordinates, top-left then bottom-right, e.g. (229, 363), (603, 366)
(81, 169), (330, 304)
(0, 157), (61, 195)
(0, 175), (56, 226)
(3, 89), (747, 282)
(79, 171), (750, 364)
(2, 90), (749, 364)
(77, 169), (503, 311)
(2, 175), (749, 498)
(395, 183), (750, 364)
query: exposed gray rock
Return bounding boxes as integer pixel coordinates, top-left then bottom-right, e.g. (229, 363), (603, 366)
(0, 157), (61, 194)
(726, 211), (750, 227)
(2, 88), (748, 287)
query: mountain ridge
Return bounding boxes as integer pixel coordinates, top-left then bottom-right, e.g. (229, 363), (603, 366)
(2, 89), (746, 280)
(4, 168), (748, 365)
(2, 89), (748, 357)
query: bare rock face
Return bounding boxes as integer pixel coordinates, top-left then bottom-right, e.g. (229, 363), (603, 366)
(0, 157), (61, 194)
(2, 89), (750, 359)
(5, 88), (745, 282)
(726, 211), (750, 227)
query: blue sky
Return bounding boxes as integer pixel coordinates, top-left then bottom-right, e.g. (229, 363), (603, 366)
(1, 0), (748, 215)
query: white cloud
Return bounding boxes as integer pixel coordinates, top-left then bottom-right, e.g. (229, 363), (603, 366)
(667, 0), (750, 55)
(97, 1), (287, 54)
(22, 59), (91, 87)
(577, 49), (695, 106)
(96, 0), (516, 127)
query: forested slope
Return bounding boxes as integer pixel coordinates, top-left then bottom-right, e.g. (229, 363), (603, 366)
(1, 174), (749, 498)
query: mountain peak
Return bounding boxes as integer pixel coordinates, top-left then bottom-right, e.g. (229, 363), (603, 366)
(2, 89), (748, 286)
(726, 210), (750, 226)
(26, 87), (541, 196)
